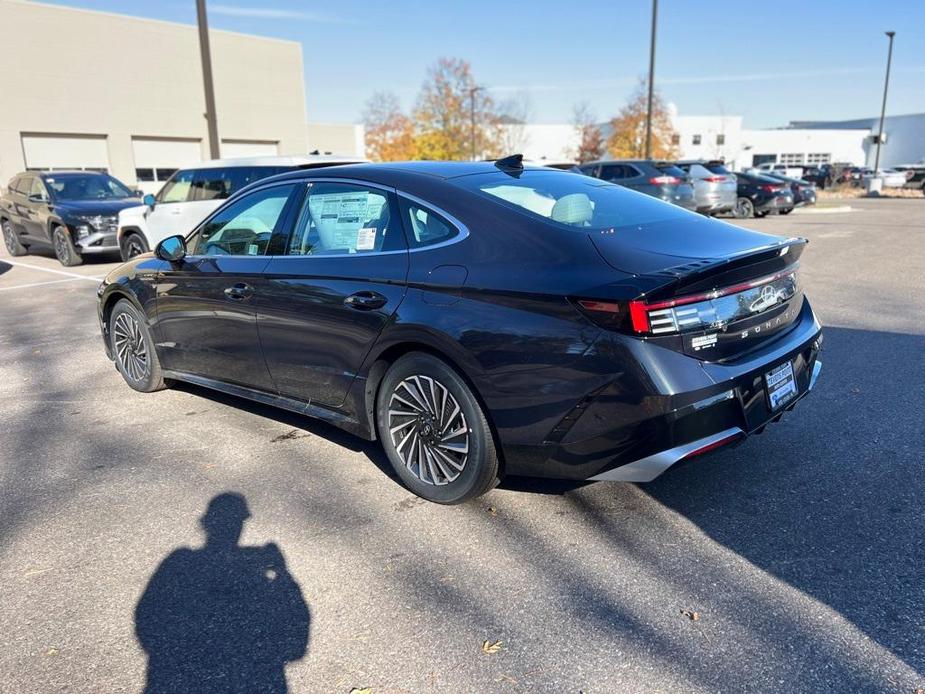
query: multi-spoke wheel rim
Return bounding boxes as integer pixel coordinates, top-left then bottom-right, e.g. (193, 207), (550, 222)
(735, 199), (752, 218)
(387, 375), (469, 486)
(113, 312), (149, 382)
(53, 229), (70, 264)
(2, 223), (15, 252)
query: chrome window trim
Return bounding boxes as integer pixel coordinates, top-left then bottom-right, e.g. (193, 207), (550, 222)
(396, 191), (470, 253)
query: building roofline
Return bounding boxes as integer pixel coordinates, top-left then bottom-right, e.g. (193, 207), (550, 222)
(9, 0), (301, 47)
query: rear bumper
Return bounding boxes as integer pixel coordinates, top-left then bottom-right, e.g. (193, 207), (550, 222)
(503, 300), (823, 481)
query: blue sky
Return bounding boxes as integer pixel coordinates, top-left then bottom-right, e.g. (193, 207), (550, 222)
(46, 0), (925, 127)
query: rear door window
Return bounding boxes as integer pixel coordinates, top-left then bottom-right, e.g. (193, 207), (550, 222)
(599, 164), (627, 181)
(287, 182), (403, 256)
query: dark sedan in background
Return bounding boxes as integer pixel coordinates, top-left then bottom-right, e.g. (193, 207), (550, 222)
(1, 170), (141, 266)
(764, 173), (817, 212)
(733, 171), (795, 218)
(97, 158), (822, 504)
(579, 159), (697, 211)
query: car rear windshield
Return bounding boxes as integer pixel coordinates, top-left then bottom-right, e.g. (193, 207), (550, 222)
(453, 169), (694, 231)
(655, 164), (687, 177)
(705, 162), (733, 175)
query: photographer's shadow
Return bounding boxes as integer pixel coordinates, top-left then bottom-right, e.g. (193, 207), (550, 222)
(135, 493), (309, 693)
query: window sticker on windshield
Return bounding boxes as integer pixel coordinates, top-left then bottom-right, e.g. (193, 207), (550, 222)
(356, 227), (377, 251)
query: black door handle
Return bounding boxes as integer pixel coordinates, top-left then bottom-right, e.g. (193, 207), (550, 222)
(224, 282), (254, 301)
(344, 291), (388, 311)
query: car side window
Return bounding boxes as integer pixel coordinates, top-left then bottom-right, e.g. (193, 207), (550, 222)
(29, 177), (48, 200)
(599, 164), (625, 181)
(398, 198), (458, 249)
(188, 184), (296, 256)
(190, 168), (234, 201)
(158, 169), (195, 203)
(287, 182), (402, 256)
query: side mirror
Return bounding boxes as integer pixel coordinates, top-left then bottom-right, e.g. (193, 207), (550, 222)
(143, 194), (156, 208)
(155, 235), (186, 262)
(28, 193), (47, 203)
(134, 189), (144, 198)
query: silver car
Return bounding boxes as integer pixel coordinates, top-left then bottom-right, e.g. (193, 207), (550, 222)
(676, 160), (737, 215)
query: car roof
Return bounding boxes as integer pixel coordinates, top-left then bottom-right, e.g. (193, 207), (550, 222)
(255, 160), (564, 184)
(188, 154), (368, 170)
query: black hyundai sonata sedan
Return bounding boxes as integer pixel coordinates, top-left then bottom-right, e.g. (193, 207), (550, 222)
(97, 157), (823, 503)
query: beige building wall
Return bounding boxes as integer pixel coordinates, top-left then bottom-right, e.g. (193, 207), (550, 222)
(306, 122), (366, 158)
(0, 0), (308, 187)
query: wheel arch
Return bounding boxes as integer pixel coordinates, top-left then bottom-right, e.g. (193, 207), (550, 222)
(99, 286), (147, 358)
(359, 336), (505, 475)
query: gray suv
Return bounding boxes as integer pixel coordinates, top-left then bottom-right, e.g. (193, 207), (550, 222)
(579, 160), (696, 210)
(675, 160), (737, 215)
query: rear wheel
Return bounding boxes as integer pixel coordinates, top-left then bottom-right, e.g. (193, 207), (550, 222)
(120, 232), (149, 261)
(2, 219), (28, 256)
(733, 197), (754, 219)
(754, 211), (769, 218)
(779, 208), (792, 215)
(376, 352), (500, 504)
(52, 225), (83, 266)
(109, 299), (168, 392)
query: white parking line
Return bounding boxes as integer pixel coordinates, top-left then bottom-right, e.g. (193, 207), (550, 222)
(0, 277), (88, 292)
(0, 258), (103, 282)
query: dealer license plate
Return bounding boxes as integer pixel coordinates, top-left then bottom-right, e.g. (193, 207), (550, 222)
(765, 361), (798, 411)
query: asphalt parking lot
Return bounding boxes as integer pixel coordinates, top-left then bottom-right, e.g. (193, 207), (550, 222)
(1, 198), (923, 693)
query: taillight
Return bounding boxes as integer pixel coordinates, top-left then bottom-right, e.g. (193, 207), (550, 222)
(760, 184), (781, 193)
(585, 267), (800, 336)
(649, 175), (681, 185)
(702, 176), (726, 183)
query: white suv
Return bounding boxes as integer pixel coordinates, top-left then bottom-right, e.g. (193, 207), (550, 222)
(116, 155), (364, 260)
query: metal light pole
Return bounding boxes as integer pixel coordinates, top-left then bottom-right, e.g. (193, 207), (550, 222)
(197, 0), (220, 159)
(644, 0), (658, 159)
(469, 86), (483, 161)
(873, 31), (895, 173)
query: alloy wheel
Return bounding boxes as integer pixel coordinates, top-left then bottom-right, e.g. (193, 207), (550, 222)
(53, 228), (71, 264)
(125, 236), (146, 258)
(2, 222), (16, 252)
(113, 311), (149, 382)
(387, 375), (469, 486)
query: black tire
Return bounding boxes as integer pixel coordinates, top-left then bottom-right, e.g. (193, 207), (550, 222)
(2, 219), (28, 256)
(120, 232), (149, 262)
(779, 208), (792, 215)
(52, 225), (83, 267)
(109, 299), (168, 393)
(376, 352), (500, 504)
(754, 211), (769, 218)
(733, 197), (754, 219)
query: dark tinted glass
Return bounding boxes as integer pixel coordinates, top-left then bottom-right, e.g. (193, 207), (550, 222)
(399, 198), (458, 249)
(598, 164), (625, 181)
(455, 170), (695, 231)
(136, 168), (155, 182)
(655, 164), (687, 177)
(191, 168), (234, 201)
(705, 163), (733, 175)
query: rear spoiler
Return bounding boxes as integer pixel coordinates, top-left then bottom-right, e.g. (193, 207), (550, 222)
(639, 237), (807, 303)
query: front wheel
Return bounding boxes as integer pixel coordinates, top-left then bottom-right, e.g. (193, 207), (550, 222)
(376, 352), (500, 504)
(120, 232), (149, 261)
(779, 208), (792, 215)
(53, 226), (83, 266)
(733, 197), (754, 219)
(2, 219), (28, 256)
(109, 299), (168, 392)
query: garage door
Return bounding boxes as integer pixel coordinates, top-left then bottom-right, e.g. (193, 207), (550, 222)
(21, 134), (109, 172)
(221, 140), (279, 158)
(132, 138), (203, 196)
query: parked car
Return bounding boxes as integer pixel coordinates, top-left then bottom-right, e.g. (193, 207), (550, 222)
(893, 164), (925, 194)
(754, 162), (804, 178)
(98, 158), (823, 504)
(733, 171), (795, 218)
(838, 167), (871, 185)
(675, 160), (737, 215)
(1, 170), (141, 266)
(117, 155), (365, 261)
(861, 169), (907, 188)
(763, 173), (817, 211)
(578, 160), (697, 210)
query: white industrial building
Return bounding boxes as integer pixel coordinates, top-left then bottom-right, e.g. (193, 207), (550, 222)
(0, 1), (362, 194)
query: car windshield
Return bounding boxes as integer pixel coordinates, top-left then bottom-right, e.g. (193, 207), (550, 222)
(453, 169), (695, 231)
(45, 174), (134, 200)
